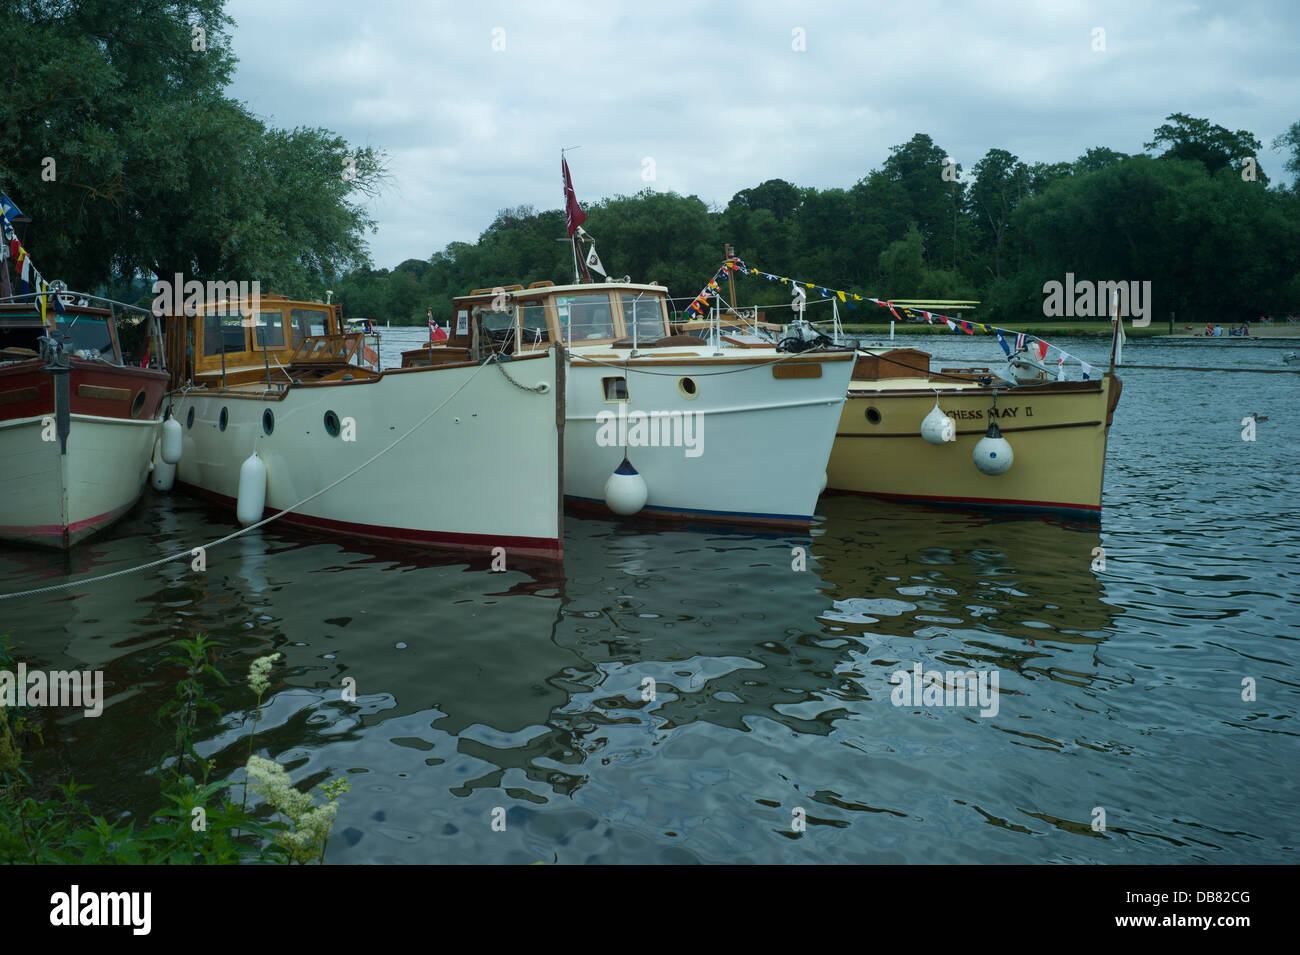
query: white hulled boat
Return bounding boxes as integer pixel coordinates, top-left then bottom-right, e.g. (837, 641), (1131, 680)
(163, 293), (565, 560)
(0, 296), (169, 548)
(405, 280), (853, 526)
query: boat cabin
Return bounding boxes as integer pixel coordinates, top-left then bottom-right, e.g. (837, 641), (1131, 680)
(164, 294), (366, 389)
(0, 300), (131, 366)
(449, 282), (674, 354)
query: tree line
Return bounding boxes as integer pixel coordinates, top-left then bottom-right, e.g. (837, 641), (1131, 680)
(2, 4), (1296, 328)
(1, 1), (382, 302)
(341, 114), (1300, 327)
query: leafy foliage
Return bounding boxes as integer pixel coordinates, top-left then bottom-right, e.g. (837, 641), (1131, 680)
(0, 635), (347, 864)
(339, 115), (1299, 327)
(0, 1), (384, 299)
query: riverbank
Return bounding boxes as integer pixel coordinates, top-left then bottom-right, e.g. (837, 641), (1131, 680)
(838, 321), (1167, 338)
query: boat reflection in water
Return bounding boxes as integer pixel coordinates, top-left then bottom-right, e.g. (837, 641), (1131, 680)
(810, 495), (1116, 681)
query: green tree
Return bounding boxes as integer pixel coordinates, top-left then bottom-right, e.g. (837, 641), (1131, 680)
(1272, 120), (1300, 189)
(1146, 112), (1266, 184)
(969, 149), (1028, 280)
(880, 133), (954, 263)
(0, 1), (384, 298)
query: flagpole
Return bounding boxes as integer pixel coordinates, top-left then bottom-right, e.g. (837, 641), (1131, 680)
(1108, 293), (1121, 375)
(724, 244), (737, 314)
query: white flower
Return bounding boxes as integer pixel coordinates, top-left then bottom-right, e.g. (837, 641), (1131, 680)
(248, 652), (281, 697)
(244, 755), (348, 863)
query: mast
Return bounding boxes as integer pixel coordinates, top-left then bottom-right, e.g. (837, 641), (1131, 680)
(1107, 291), (1121, 374)
(725, 243), (737, 314)
(561, 147), (591, 284)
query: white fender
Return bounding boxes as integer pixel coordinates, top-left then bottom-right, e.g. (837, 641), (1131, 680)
(161, 414), (183, 464)
(237, 451), (267, 525)
(920, 400), (955, 445)
(973, 422), (1014, 476)
(150, 438), (176, 492)
(604, 457), (648, 516)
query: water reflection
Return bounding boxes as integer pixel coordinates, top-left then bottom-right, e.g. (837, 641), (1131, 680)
(1, 403), (1295, 863)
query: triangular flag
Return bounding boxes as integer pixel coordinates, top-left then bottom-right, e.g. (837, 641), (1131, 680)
(1081, 361), (1092, 380)
(1037, 340), (1049, 361)
(996, 332), (1011, 356)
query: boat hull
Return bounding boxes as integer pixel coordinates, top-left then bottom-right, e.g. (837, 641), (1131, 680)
(826, 375), (1120, 516)
(563, 351), (854, 525)
(170, 352), (564, 560)
(0, 360), (167, 548)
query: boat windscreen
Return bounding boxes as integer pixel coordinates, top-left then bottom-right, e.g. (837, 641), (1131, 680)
(291, 307), (329, 344)
(617, 293), (666, 342)
(252, 310), (287, 348)
(556, 292), (617, 341)
(55, 314), (115, 358)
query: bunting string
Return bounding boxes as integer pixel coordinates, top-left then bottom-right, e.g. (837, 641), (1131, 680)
(681, 258), (747, 318)
(0, 194), (64, 331)
(741, 263), (1098, 381)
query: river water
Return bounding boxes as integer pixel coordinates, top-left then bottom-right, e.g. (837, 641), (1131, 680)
(2, 330), (1296, 863)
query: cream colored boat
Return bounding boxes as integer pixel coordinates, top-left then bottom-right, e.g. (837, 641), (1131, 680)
(826, 348), (1122, 517)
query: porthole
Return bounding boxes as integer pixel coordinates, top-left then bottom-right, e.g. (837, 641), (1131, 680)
(262, 409), (275, 436)
(865, 406), (882, 425)
(677, 376), (699, 399)
(186, 406), (195, 429)
(218, 407), (229, 431)
(324, 410), (341, 437)
(130, 389), (147, 419)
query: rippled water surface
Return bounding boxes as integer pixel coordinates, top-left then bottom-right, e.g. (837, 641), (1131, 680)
(3, 332), (1297, 863)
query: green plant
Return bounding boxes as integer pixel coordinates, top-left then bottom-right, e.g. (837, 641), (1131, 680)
(0, 635), (347, 864)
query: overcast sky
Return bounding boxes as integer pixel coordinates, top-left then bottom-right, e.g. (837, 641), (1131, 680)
(223, 0), (1298, 270)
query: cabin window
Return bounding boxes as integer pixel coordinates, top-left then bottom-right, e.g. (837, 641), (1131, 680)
(556, 293), (617, 341)
(602, 376), (628, 401)
(253, 310), (287, 349)
(203, 310), (247, 356)
(54, 315), (114, 357)
(290, 308), (325, 344)
(616, 293), (666, 343)
(478, 307), (513, 332)
(519, 303), (550, 346)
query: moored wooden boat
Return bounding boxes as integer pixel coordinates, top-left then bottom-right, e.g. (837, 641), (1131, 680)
(826, 348), (1122, 516)
(408, 280), (854, 527)
(0, 299), (168, 548)
(164, 294), (565, 560)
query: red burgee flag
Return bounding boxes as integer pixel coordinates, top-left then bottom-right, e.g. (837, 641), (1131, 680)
(562, 157), (586, 236)
(1037, 339), (1050, 361)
